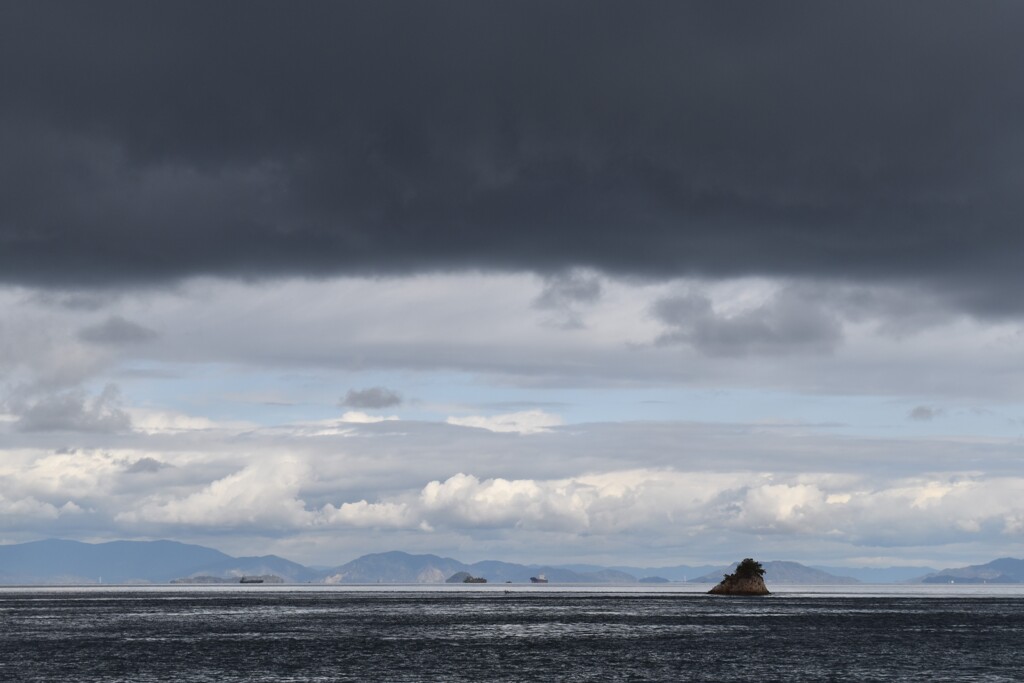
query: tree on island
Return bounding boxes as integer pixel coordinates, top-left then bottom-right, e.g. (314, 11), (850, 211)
(709, 557), (770, 596)
(728, 558), (765, 581)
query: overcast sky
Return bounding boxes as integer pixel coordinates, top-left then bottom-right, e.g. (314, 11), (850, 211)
(2, 1), (1023, 569)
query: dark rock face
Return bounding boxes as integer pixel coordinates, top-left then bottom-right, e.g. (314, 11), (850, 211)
(709, 574), (770, 596)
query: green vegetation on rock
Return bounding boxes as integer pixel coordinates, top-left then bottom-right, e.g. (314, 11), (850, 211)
(732, 558), (765, 580)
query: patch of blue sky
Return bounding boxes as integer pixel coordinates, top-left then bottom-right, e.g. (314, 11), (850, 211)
(110, 362), (339, 426)
(107, 362), (1024, 441)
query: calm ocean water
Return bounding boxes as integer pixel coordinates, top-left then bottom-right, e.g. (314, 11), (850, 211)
(2, 586), (1022, 681)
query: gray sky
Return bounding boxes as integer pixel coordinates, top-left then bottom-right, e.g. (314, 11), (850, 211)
(2, 1), (1023, 568)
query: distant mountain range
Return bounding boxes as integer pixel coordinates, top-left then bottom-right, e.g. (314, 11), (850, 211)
(0, 539), (1017, 586)
(810, 565), (938, 584)
(558, 563), (724, 582)
(919, 558), (1024, 584)
(321, 551), (638, 584)
(0, 539), (320, 584)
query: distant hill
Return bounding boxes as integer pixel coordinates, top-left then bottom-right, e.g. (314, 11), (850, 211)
(445, 571), (474, 583)
(920, 558), (1024, 584)
(0, 539), (232, 584)
(467, 559), (636, 584)
(812, 565), (937, 584)
(558, 563), (723, 582)
(322, 551), (640, 584)
(171, 575), (286, 584)
(323, 551), (467, 583)
(0, 539), (318, 584)
(188, 554), (321, 583)
(691, 560), (860, 585)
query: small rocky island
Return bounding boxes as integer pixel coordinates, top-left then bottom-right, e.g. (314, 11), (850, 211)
(446, 571), (487, 584)
(709, 558), (770, 596)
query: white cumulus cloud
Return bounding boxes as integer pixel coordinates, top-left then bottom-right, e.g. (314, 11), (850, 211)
(118, 457), (314, 529)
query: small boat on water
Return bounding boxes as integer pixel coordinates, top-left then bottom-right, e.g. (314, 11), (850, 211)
(529, 574), (548, 584)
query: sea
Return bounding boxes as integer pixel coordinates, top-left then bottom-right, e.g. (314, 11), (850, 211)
(2, 584), (1022, 681)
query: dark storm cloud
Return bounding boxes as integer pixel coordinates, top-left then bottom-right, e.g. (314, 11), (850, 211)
(10, 385), (132, 433)
(534, 271), (602, 310)
(30, 291), (120, 312)
(908, 405), (942, 421)
(123, 457), (169, 474)
(79, 316), (158, 345)
(3, 1), (1024, 311)
(341, 387), (403, 410)
(653, 287), (841, 357)
(533, 270), (602, 329)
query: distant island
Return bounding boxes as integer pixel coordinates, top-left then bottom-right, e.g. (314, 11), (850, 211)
(638, 576), (670, 583)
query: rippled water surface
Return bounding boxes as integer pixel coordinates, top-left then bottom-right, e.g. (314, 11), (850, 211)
(2, 588), (1022, 681)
